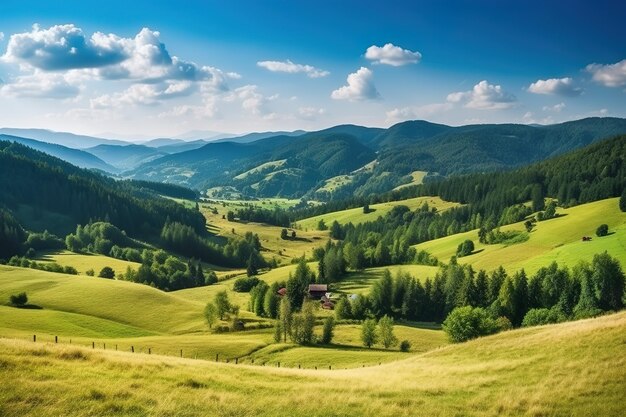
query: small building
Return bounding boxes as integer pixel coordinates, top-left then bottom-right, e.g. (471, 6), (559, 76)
(277, 287), (287, 296)
(308, 284), (328, 299)
(322, 301), (334, 310)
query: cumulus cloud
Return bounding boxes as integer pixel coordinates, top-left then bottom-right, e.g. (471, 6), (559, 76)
(528, 77), (582, 96)
(542, 102), (566, 112)
(331, 67), (380, 101)
(586, 59), (626, 87)
(224, 85), (275, 116)
(1, 24), (236, 102)
(0, 32), (4, 42)
(447, 80), (516, 110)
(0, 71), (80, 99)
(365, 43), (421, 66)
(257, 60), (329, 78)
(2, 24), (128, 70)
(386, 103), (452, 122)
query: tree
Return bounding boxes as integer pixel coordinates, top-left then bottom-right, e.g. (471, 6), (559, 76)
(370, 269), (393, 317)
(524, 220), (534, 233)
(280, 228), (288, 240)
(291, 300), (315, 344)
(203, 302), (218, 329)
(521, 307), (566, 327)
(226, 211), (235, 221)
(214, 290), (232, 320)
(456, 239), (474, 257)
(321, 316), (335, 344)
(85, 268), (95, 277)
(592, 252), (625, 311)
(399, 340), (411, 352)
(378, 315), (398, 349)
(334, 297), (352, 319)
(329, 221), (343, 240)
(361, 318), (378, 348)
(279, 297), (292, 342)
(531, 184), (545, 212)
(263, 283), (280, 319)
(596, 224), (609, 237)
(363, 204), (370, 214)
(620, 188), (626, 212)
(286, 258), (313, 310)
(291, 230), (297, 239)
(317, 219), (327, 231)
(9, 292), (28, 307)
(98, 266), (115, 279)
(246, 253), (259, 276)
(442, 306), (498, 343)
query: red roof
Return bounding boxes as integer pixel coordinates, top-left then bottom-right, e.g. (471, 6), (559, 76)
(277, 288), (287, 296)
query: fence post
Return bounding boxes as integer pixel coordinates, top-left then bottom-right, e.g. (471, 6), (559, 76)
(329, 365), (331, 370)
(131, 346), (134, 353)
(103, 343), (106, 350)
(277, 362), (280, 368)
(235, 358), (238, 365)
(33, 334), (36, 342)
(148, 348), (151, 355)
(70, 339), (72, 344)
(216, 353), (219, 362)
(115, 344), (118, 351)
(298, 364), (301, 369)
(55, 336), (58, 344)
(180, 349), (183, 358)
(92, 342), (95, 349)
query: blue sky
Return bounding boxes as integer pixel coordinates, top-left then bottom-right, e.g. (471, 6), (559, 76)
(0, 0), (624, 138)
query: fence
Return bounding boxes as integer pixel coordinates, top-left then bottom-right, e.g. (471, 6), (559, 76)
(21, 334), (394, 370)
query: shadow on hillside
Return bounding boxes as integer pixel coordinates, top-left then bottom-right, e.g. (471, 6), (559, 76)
(11, 304), (43, 310)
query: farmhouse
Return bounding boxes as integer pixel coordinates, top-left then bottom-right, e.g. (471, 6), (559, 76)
(308, 284), (328, 299)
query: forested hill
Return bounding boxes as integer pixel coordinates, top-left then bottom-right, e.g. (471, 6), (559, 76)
(291, 133), (626, 223)
(0, 134), (117, 173)
(0, 141), (205, 239)
(126, 117), (626, 199)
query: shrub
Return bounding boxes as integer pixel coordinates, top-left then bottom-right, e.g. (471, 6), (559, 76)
(522, 307), (567, 327)
(596, 224), (609, 237)
(443, 306), (498, 343)
(85, 269), (95, 276)
(320, 316), (335, 344)
(233, 276), (261, 292)
(9, 292), (28, 307)
(98, 266), (115, 279)
(399, 339), (411, 352)
(456, 240), (474, 257)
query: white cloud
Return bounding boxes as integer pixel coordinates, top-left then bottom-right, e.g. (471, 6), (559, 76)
(331, 67), (380, 101)
(257, 60), (329, 78)
(386, 103), (452, 122)
(297, 106), (326, 120)
(2, 24), (127, 70)
(447, 80), (516, 110)
(586, 59), (626, 87)
(365, 43), (421, 66)
(0, 71), (80, 99)
(542, 102), (566, 112)
(90, 80), (196, 108)
(0, 32), (4, 42)
(224, 85), (273, 116)
(528, 77), (582, 96)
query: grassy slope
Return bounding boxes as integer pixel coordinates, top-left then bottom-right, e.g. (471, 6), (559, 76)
(415, 198), (626, 273)
(392, 170), (429, 191)
(296, 196), (459, 230)
(0, 312), (624, 416)
(36, 250), (141, 276)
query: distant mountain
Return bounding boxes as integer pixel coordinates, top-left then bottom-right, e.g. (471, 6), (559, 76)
(211, 130), (306, 144)
(86, 144), (167, 171)
(0, 128), (127, 149)
(155, 139), (210, 154)
(0, 134), (117, 173)
(140, 138), (186, 147)
(172, 130), (234, 141)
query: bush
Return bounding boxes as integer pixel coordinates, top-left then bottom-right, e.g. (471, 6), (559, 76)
(98, 266), (115, 279)
(320, 316), (335, 344)
(399, 339), (411, 352)
(233, 276), (261, 292)
(443, 306), (498, 343)
(9, 292), (28, 307)
(85, 269), (95, 276)
(596, 224), (609, 237)
(522, 307), (567, 327)
(456, 239), (474, 257)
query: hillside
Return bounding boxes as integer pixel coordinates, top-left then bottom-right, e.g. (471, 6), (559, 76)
(86, 144), (166, 171)
(0, 311), (623, 416)
(415, 198), (626, 273)
(0, 141), (205, 238)
(0, 134), (117, 173)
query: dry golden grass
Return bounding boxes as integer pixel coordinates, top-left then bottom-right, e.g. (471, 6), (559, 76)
(0, 312), (624, 416)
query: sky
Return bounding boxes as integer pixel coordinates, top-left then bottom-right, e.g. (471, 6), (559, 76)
(0, 0), (625, 139)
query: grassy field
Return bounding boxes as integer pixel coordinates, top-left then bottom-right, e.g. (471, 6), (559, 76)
(392, 170), (429, 191)
(36, 250), (141, 276)
(317, 174), (355, 193)
(0, 311), (623, 416)
(415, 198), (626, 274)
(0, 264), (449, 368)
(296, 196), (460, 230)
(334, 265), (439, 294)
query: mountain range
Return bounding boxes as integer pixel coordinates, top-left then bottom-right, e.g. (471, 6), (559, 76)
(2, 117), (626, 200)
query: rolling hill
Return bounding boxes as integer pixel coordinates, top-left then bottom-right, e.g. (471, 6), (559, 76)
(0, 310), (623, 416)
